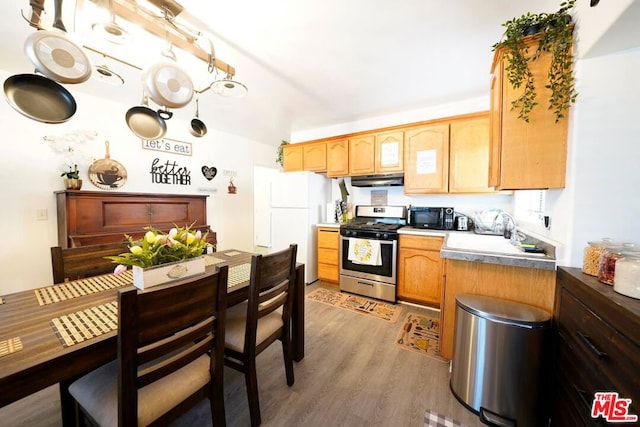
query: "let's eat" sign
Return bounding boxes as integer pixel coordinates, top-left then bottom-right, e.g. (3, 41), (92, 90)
(141, 138), (192, 156)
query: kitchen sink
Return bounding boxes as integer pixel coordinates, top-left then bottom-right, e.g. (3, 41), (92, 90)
(445, 233), (547, 257)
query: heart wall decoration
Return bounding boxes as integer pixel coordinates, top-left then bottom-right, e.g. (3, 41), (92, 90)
(202, 166), (217, 181)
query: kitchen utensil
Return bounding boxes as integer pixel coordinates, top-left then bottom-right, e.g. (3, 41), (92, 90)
(189, 96), (207, 137)
(88, 141), (127, 190)
(3, 73), (76, 123)
(142, 61), (194, 108)
(125, 95), (172, 140)
(24, 0), (92, 84)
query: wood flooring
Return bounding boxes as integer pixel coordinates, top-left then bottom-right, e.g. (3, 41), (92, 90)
(0, 282), (484, 426)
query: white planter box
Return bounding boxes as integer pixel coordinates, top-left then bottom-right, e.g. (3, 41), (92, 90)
(132, 256), (206, 290)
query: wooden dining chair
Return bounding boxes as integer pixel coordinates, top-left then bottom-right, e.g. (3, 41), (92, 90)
(50, 242), (129, 284)
(224, 244), (298, 427)
(68, 265), (229, 427)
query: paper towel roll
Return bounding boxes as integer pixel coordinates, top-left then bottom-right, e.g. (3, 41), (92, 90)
(326, 203), (336, 223)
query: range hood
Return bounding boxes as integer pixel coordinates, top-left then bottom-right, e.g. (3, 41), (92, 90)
(350, 173), (404, 187)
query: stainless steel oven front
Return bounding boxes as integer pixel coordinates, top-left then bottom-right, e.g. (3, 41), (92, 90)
(339, 233), (398, 302)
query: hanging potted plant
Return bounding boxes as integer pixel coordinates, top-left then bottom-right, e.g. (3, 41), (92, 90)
(276, 140), (289, 168)
(492, 0), (577, 122)
(61, 164), (82, 190)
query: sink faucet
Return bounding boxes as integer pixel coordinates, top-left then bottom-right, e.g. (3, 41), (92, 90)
(499, 212), (517, 240)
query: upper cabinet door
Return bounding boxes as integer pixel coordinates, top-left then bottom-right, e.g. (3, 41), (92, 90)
(303, 142), (327, 172)
(348, 135), (375, 176)
(403, 124), (450, 194)
(492, 41), (569, 189)
(375, 130), (404, 173)
(449, 115), (495, 193)
(327, 139), (349, 177)
(282, 145), (303, 172)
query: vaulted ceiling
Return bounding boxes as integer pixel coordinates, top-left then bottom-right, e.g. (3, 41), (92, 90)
(1, 0), (637, 145)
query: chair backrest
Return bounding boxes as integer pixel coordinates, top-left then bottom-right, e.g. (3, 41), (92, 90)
(51, 242), (129, 284)
(117, 265), (228, 426)
(245, 244), (297, 353)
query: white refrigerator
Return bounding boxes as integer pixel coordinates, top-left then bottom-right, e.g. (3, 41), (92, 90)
(268, 171), (330, 284)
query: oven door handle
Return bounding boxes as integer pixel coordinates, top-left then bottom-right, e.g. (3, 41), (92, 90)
(341, 237), (396, 244)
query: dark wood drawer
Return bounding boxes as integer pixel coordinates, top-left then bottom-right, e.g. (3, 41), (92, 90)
(554, 332), (623, 425)
(556, 287), (640, 402)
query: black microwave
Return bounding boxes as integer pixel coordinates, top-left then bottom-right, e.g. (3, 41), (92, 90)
(409, 207), (455, 230)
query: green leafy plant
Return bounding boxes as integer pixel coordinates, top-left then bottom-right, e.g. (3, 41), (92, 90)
(276, 140), (289, 167)
(493, 0), (577, 122)
(107, 224), (211, 270)
(61, 164), (80, 179)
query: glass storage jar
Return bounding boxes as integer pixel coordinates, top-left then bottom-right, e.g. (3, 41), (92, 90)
(597, 243), (635, 285)
(582, 238), (614, 276)
(614, 252), (640, 299)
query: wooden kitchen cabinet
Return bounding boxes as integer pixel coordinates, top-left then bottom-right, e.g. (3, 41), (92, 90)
(348, 135), (376, 175)
(317, 227), (340, 284)
(489, 38), (569, 189)
(403, 123), (450, 193)
(397, 234), (444, 307)
(374, 130), (404, 173)
(440, 259), (555, 359)
(55, 191), (215, 248)
(449, 115), (494, 193)
(551, 268), (640, 426)
(303, 142), (327, 172)
(327, 139), (349, 177)
(282, 144), (303, 172)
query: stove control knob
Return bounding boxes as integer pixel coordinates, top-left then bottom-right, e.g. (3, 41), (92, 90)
(375, 232), (381, 239)
(382, 233), (389, 240)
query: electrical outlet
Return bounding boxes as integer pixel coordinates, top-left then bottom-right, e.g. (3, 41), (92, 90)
(36, 209), (48, 221)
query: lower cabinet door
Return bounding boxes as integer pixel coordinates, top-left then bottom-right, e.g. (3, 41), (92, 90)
(397, 247), (442, 307)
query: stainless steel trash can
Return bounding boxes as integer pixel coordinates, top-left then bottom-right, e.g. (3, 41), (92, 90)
(450, 294), (552, 427)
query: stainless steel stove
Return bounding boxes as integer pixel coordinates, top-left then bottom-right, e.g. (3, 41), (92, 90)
(339, 205), (407, 302)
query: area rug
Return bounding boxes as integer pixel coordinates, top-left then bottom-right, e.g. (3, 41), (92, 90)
(424, 410), (468, 427)
(396, 312), (447, 362)
(306, 288), (402, 323)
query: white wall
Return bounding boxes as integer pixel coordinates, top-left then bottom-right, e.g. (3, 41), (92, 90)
(546, 47), (640, 267)
(0, 70), (277, 294)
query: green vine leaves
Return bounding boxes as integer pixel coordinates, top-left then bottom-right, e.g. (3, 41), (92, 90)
(493, 0), (578, 122)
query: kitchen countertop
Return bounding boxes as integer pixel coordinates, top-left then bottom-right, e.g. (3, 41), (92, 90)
(316, 223), (340, 228)
(399, 227), (557, 270)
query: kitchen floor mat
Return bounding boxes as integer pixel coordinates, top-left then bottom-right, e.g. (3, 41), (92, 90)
(396, 312), (447, 363)
(424, 410), (468, 427)
(306, 288), (402, 323)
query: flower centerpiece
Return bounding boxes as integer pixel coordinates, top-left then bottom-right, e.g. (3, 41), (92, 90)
(108, 224), (212, 289)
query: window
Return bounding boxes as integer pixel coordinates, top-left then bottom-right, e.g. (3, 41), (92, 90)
(514, 190), (546, 229)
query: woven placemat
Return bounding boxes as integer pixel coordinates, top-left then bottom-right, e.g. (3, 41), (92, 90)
(223, 250), (242, 257)
(35, 271), (133, 306)
(51, 301), (118, 347)
(204, 256), (226, 267)
(228, 263), (251, 287)
(0, 337), (23, 357)
(424, 410), (467, 427)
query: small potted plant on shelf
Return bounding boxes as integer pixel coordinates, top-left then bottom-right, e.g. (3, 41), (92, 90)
(493, 0), (577, 122)
(61, 164), (82, 190)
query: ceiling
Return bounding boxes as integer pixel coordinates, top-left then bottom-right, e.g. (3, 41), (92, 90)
(0, 0), (637, 146)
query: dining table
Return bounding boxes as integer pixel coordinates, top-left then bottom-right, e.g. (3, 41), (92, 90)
(0, 249), (305, 424)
